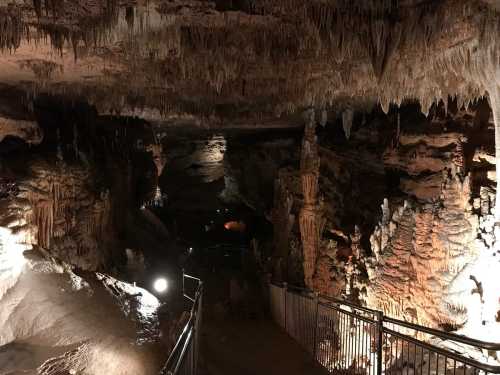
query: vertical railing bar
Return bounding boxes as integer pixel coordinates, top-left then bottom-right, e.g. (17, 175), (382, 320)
(333, 310), (342, 368)
(349, 315), (355, 370)
(340, 311), (346, 369)
(352, 317), (359, 372)
(383, 330), (388, 375)
(370, 323), (374, 375)
(324, 307), (329, 371)
(395, 336), (400, 375)
(419, 343), (423, 375)
(413, 343), (416, 375)
(345, 312), (350, 369)
(328, 308), (332, 371)
(376, 311), (383, 375)
(390, 333), (395, 375)
(283, 282), (287, 332)
(338, 309), (342, 371)
(406, 341), (410, 375)
(333, 308), (337, 372)
(182, 269), (185, 298)
(349, 315), (353, 371)
(362, 321), (366, 375)
(355, 319), (360, 375)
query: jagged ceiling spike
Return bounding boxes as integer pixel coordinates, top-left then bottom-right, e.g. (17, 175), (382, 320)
(342, 109), (354, 140)
(320, 109), (328, 127)
(380, 98), (390, 115)
(33, 0), (42, 18)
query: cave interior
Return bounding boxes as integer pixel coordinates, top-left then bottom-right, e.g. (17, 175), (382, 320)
(0, 0), (500, 374)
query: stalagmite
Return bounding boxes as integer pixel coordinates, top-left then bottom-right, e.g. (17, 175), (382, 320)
(299, 111), (322, 288)
(271, 174), (295, 280)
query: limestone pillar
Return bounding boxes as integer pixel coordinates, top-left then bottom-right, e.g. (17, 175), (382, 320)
(271, 174), (294, 279)
(299, 111), (322, 288)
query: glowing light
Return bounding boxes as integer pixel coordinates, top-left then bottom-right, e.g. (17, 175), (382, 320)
(224, 221), (247, 232)
(153, 278), (168, 293)
(0, 226), (28, 275)
(0, 225), (29, 299)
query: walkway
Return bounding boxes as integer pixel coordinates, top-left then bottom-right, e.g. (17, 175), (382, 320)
(198, 268), (328, 375)
(201, 315), (328, 375)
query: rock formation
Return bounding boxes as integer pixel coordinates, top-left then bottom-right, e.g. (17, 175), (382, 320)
(1, 0), (500, 370)
(271, 172), (295, 280)
(267, 101), (500, 342)
(299, 111), (324, 288)
(0, 246), (163, 375)
(0, 1), (498, 126)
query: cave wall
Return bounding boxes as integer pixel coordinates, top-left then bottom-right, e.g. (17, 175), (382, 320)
(361, 102), (500, 339)
(268, 101), (500, 339)
(0, 94), (162, 271)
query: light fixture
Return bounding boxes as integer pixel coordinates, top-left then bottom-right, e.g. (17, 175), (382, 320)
(153, 278), (168, 293)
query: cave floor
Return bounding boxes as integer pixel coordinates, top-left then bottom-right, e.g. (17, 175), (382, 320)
(200, 315), (328, 375)
(197, 266), (328, 375)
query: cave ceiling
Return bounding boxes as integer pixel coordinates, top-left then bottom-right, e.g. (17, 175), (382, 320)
(0, 0), (499, 126)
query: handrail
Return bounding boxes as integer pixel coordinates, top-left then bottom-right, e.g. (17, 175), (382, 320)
(162, 315), (194, 371)
(383, 316), (500, 351)
(320, 294), (380, 316)
(384, 327), (500, 374)
(161, 272), (203, 375)
(172, 329), (193, 374)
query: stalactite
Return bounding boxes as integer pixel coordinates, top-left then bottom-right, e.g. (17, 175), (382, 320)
(342, 109), (354, 140)
(0, 7), (24, 52)
(33, 0), (42, 18)
(2, 0), (497, 125)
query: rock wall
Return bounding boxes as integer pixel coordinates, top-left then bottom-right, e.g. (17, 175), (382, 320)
(269, 101), (500, 339)
(361, 105), (500, 339)
(5, 160), (113, 270)
(365, 173), (478, 329)
(0, 96), (165, 271)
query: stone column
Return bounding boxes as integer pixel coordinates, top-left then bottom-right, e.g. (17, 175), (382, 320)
(299, 111), (322, 288)
(271, 173), (294, 280)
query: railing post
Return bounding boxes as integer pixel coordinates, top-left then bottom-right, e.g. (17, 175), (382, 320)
(312, 292), (319, 360)
(182, 269), (185, 296)
(192, 320), (197, 375)
(283, 282), (288, 331)
(376, 311), (384, 375)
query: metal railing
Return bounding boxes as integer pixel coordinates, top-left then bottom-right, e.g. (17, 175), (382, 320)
(161, 273), (203, 375)
(269, 282), (500, 375)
